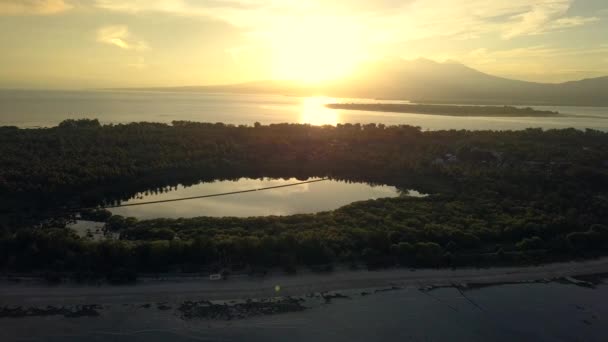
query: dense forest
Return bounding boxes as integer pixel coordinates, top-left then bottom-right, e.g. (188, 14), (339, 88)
(326, 103), (560, 116)
(1, 119), (607, 281)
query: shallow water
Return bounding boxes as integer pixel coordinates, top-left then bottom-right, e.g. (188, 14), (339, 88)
(3, 281), (607, 341)
(1, 90), (607, 130)
(106, 178), (403, 219)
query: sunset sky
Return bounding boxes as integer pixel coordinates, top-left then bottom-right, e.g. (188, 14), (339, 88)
(1, 0), (607, 88)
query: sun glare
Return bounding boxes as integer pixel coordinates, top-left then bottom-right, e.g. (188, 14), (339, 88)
(299, 97), (340, 126)
(267, 17), (364, 83)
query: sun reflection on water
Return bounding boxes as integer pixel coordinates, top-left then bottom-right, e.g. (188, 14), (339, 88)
(299, 97), (340, 126)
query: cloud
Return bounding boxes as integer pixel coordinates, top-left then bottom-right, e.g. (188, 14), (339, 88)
(467, 46), (563, 63)
(96, 25), (148, 50)
(457, 44), (608, 82)
(0, 0), (72, 15)
(93, 0), (412, 15)
(467, 45), (608, 62)
(94, 0), (189, 13)
(549, 16), (600, 29)
(500, 1), (599, 39)
(93, 0), (261, 14)
(500, 1), (567, 39)
(92, 1), (601, 49)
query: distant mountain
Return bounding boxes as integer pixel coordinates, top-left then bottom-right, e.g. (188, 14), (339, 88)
(122, 59), (608, 106)
(328, 59), (608, 106)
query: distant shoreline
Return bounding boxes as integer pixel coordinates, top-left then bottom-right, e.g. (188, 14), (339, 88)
(327, 103), (561, 117)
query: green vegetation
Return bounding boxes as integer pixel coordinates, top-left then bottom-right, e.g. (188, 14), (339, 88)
(1, 119), (607, 280)
(326, 103), (559, 117)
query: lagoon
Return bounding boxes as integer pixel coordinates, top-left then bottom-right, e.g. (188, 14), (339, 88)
(106, 178), (405, 219)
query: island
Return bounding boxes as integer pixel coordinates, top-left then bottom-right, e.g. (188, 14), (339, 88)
(326, 103), (560, 117)
(0, 119), (606, 284)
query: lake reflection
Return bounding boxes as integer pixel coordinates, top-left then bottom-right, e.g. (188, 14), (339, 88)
(109, 178), (400, 219)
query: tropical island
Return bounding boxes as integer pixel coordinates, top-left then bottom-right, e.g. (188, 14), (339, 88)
(326, 103), (560, 117)
(1, 119), (607, 283)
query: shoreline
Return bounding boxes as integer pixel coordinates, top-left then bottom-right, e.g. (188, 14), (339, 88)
(2, 257), (608, 306)
(326, 103), (561, 117)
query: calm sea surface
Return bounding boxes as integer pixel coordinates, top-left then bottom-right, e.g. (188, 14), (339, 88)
(1, 89), (607, 130)
(3, 281), (607, 341)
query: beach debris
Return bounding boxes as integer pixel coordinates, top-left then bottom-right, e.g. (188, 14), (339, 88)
(177, 297), (305, 320)
(0, 304), (101, 318)
(157, 304), (172, 310)
(320, 292), (350, 303)
(374, 286), (402, 293)
(563, 276), (595, 288)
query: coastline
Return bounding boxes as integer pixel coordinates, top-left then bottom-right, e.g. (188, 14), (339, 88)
(2, 257), (608, 306)
(326, 103), (561, 117)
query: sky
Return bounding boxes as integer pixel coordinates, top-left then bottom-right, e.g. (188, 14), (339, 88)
(0, 0), (607, 88)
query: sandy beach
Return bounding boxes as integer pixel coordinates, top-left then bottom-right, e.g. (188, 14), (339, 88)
(2, 258), (608, 306)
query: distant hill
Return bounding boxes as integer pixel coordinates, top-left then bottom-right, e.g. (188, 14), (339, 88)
(119, 59), (608, 106)
(328, 59), (608, 106)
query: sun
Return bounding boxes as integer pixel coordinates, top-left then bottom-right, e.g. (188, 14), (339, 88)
(266, 17), (365, 83)
(299, 97), (340, 126)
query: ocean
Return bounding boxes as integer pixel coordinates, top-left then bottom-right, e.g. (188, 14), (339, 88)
(1, 89), (607, 130)
(3, 280), (607, 341)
